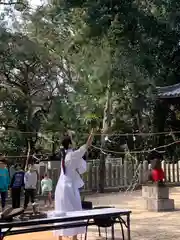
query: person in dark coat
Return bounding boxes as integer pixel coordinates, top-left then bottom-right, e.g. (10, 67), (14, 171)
(10, 164), (24, 209)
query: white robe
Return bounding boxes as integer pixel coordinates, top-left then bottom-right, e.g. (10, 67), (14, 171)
(54, 145), (87, 237)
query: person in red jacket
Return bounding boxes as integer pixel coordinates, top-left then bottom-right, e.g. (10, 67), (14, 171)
(151, 167), (165, 182)
(148, 150), (165, 182)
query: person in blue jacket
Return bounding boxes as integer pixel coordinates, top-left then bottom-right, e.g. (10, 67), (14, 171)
(0, 156), (10, 211)
(10, 164), (24, 209)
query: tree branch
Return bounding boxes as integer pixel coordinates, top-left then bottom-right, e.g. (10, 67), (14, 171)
(0, 2), (16, 5)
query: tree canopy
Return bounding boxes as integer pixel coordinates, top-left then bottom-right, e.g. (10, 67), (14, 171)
(1, 0), (180, 190)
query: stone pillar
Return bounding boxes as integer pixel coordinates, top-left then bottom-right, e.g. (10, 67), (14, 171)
(142, 183), (174, 211)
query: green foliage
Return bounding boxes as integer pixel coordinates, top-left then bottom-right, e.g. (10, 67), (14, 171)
(84, 113), (100, 128)
(0, 0), (180, 172)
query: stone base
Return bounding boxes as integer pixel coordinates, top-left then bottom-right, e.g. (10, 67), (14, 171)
(143, 198), (175, 212)
(142, 184), (169, 199)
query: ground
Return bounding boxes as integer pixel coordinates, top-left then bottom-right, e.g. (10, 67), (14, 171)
(6, 187), (180, 240)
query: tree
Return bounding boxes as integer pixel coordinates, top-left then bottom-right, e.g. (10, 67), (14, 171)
(0, 27), (59, 166)
(62, 0), (180, 86)
(1, 0), (180, 190)
(24, 2), (157, 192)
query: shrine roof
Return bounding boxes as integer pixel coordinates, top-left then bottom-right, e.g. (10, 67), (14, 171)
(157, 83), (180, 98)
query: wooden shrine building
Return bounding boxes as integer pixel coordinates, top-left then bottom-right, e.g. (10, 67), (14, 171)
(154, 83), (180, 159)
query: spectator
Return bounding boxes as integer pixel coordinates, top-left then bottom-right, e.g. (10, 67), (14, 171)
(9, 164), (16, 181)
(24, 164), (38, 209)
(148, 150), (165, 182)
(0, 156), (10, 211)
(41, 173), (53, 207)
(10, 164), (24, 209)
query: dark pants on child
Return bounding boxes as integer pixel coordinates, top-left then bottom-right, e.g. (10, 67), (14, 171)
(24, 189), (35, 208)
(0, 191), (6, 209)
(12, 188), (21, 209)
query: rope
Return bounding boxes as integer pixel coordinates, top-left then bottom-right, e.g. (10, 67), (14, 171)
(2, 139), (180, 158)
(1, 129), (180, 136)
(91, 139), (180, 155)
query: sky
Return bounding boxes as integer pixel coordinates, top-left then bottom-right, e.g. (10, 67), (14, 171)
(31, 0), (43, 7)
(29, 0), (47, 9)
(0, 0), (47, 28)
(0, 0), (47, 13)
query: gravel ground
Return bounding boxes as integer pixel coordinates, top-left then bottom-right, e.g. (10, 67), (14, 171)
(6, 187), (180, 240)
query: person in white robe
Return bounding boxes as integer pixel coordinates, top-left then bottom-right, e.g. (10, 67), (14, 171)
(54, 129), (94, 240)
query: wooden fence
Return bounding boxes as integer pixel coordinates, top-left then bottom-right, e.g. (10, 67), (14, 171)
(38, 159), (180, 193)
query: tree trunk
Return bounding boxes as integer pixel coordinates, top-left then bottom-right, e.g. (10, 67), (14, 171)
(25, 140), (31, 171)
(52, 134), (55, 154)
(98, 81), (112, 193)
(98, 137), (106, 193)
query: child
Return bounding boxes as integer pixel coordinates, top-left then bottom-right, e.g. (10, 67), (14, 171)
(0, 156), (10, 212)
(41, 173), (52, 207)
(10, 164), (24, 209)
(24, 164), (38, 209)
(148, 150), (165, 182)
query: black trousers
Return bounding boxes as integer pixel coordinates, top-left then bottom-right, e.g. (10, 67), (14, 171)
(24, 189), (35, 209)
(0, 191), (7, 209)
(12, 188), (21, 209)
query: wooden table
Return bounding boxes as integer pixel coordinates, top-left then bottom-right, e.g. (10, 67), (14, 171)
(0, 208), (131, 240)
